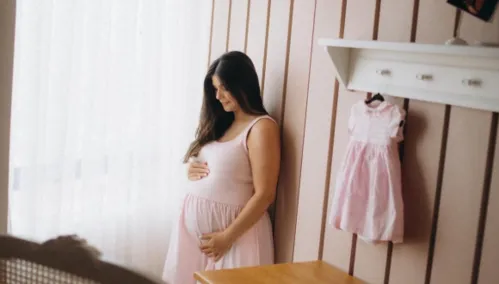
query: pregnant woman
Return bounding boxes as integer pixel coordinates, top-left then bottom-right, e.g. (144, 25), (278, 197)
(162, 51), (281, 284)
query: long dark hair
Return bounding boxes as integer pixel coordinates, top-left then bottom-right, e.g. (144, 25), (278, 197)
(183, 51), (268, 162)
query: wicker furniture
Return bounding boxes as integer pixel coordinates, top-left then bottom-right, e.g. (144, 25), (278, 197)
(0, 234), (167, 284)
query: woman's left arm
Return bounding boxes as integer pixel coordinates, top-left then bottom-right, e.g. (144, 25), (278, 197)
(225, 119), (281, 240)
(200, 119), (281, 259)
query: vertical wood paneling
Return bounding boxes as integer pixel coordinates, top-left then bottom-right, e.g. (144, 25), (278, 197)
(459, 3), (499, 44)
(0, 0), (16, 234)
(429, 7), (498, 284)
(377, 0), (414, 42)
(430, 108), (491, 284)
(293, 0), (344, 262)
(205, 0), (499, 278)
(273, 0), (316, 264)
(260, 0), (292, 229)
(459, 11), (499, 44)
(227, 0), (248, 52)
(389, 103), (447, 284)
(262, 0), (292, 125)
(415, 0), (455, 44)
(323, 0), (379, 274)
(245, 0), (270, 90)
(478, 120), (499, 284)
(209, 0), (231, 63)
(342, 0), (378, 40)
(462, 11), (499, 284)
(389, 1), (454, 283)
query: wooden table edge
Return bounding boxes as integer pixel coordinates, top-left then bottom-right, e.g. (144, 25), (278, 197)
(193, 260), (365, 284)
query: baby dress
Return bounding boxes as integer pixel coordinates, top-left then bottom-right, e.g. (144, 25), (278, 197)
(329, 99), (405, 243)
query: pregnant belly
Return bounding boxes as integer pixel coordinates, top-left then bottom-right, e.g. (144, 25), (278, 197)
(185, 176), (253, 206)
(182, 194), (243, 239)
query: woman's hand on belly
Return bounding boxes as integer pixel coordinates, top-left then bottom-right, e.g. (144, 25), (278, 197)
(187, 160), (210, 181)
(199, 231), (234, 261)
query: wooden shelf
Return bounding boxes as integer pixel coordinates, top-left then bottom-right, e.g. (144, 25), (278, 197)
(318, 38), (499, 112)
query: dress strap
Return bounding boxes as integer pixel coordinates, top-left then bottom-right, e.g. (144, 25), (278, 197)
(241, 115), (277, 152)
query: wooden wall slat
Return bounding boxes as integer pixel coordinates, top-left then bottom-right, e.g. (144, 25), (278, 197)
(459, 11), (499, 44)
(342, 0), (378, 40)
(261, 0), (292, 126)
(389, 104), (447, 284)
(209, 0), (231, 63)
(227, 0), (248, 52)
(245, 0), (270, 89)
(377, 0), (414, 42)
(414, 0), (455, 44)
(430, 108), (491, 284)
(261, 0), (292, 229)
(322, 0), (379, 275)
(273, 0), (316, 264)
(478, 119), (499, 284)
(293, 0), (344, 262)
(354, 239), (389, 284)
(458, 4), (499, 46)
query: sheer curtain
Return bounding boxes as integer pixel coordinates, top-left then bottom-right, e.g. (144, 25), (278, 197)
(8, 0), (211, 275)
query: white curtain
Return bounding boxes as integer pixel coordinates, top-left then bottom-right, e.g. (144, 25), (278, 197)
(8, 0), (211, 276)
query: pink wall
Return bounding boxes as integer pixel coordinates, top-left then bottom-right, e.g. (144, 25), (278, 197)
(208, 0), (499, 283)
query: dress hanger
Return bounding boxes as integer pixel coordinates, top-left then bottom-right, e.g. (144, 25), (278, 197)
(365, 93), (385, 105)
(364, 93), (404, 127)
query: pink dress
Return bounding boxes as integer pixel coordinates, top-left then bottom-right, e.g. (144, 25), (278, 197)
(329, 100), (405, 243)
(162, 116), (275, 284)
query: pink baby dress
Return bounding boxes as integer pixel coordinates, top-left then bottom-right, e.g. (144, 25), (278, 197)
(162, 116), (275, 284)
(329, 100), (405, 243)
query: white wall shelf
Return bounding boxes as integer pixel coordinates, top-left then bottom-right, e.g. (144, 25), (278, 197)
(318, 38), (499, 112)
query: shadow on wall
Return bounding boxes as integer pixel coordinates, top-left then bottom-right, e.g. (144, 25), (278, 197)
(402, 108), (433, 243)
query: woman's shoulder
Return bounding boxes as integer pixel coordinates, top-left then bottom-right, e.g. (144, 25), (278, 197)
(242, 115), (279, 152)
(252, 116), (278, 129)
(247, 115), (278, 133)
(247, 116), (279, 142)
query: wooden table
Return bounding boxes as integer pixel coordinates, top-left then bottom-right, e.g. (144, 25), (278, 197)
(194, 260), (365, 284)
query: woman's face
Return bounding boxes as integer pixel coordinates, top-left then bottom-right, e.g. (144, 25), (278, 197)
(212, 75), (239, 112)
